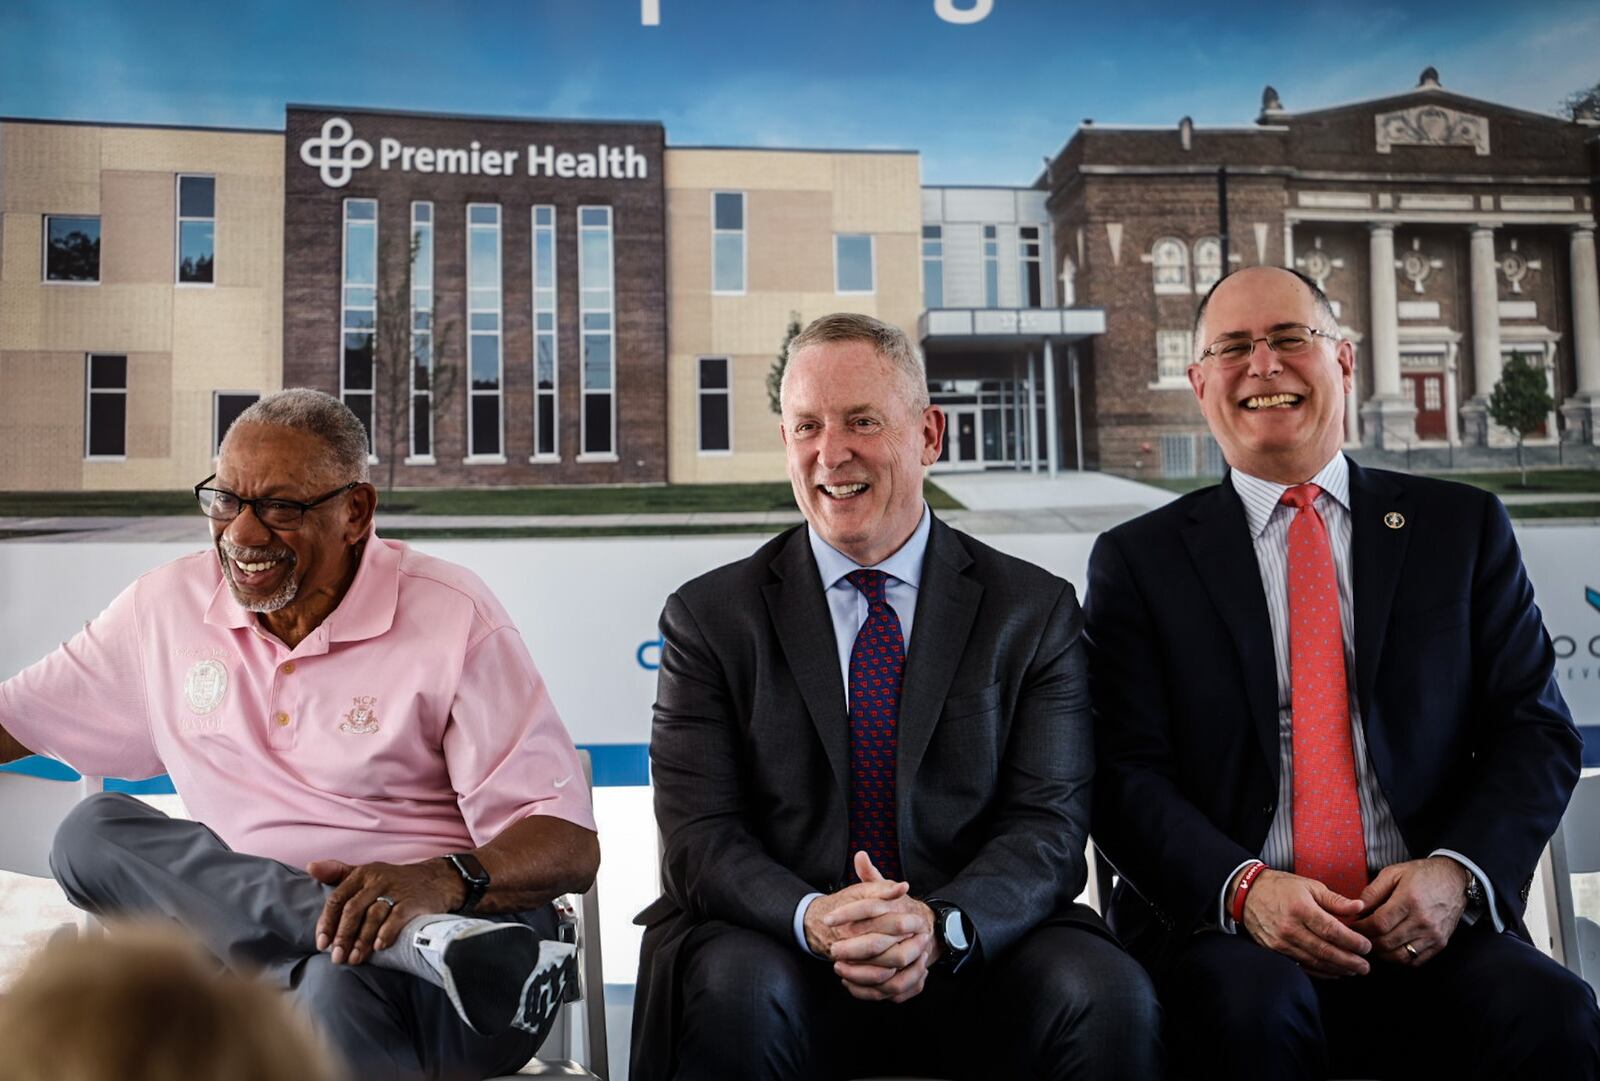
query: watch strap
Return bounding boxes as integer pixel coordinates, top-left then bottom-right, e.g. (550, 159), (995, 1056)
(444, 852), (490, 913)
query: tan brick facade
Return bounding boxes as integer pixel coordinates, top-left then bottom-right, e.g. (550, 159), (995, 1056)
(0, 120), (283, 491)
(665, 148), (923, 484)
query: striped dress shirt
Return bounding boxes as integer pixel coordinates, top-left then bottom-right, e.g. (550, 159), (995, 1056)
(1219, 454), (1499, 930)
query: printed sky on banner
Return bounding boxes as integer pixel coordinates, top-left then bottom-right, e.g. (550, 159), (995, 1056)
(1, 0), (1593, 184)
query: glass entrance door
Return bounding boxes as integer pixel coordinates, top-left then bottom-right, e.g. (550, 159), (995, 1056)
(937, 405), (985, 470)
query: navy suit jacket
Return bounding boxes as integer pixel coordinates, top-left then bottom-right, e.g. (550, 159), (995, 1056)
(1085, 458), (1580, 965)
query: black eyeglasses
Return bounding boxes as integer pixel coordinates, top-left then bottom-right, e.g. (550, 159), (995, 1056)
(193, 475), (358, 531)
(1198, 325), (1340, 367)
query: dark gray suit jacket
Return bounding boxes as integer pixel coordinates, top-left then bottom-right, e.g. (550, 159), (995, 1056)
(630, 515), (1107, 1080)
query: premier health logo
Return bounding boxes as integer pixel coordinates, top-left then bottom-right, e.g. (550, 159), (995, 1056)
(299, 117), (374, 188)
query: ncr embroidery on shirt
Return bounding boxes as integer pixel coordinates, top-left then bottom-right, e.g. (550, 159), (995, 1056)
(183, 659), (229, 716)
(339, 696), (380, 734)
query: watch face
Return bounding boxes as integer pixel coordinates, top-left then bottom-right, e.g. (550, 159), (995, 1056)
(942, 908), (969, 952)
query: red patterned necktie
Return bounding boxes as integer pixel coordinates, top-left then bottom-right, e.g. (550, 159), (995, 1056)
(1281, 484), (1368, 899)
(845, 569), (903, 882)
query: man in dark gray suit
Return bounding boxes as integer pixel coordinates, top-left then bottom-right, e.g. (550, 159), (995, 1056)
(630, 313), (1159, 1081)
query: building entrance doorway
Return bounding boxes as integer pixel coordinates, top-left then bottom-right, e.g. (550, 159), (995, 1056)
(939, 405), (984, 469)
(1403, 372), (1446, 440)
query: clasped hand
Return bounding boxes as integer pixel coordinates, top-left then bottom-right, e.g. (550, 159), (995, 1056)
(1240, 856), (1470, 977)
(802, 851), (939, 1003)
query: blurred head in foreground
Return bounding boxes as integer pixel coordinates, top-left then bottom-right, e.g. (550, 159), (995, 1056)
(0, 925), (343, 1081)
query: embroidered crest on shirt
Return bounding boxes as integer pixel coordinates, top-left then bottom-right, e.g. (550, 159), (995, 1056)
(183, 659), (228, 715)
(339, 696), (380, 734)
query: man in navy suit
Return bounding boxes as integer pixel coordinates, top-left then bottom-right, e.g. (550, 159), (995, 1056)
(1086, 265), (1599, 1079)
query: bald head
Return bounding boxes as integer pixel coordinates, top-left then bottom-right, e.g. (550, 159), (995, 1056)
(1195, 266), (1338, 345)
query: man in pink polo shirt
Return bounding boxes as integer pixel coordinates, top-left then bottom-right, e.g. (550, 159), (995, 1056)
(0, 389), (600, 1081)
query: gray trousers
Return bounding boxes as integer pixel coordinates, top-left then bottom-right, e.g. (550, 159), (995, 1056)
(49, 792), (555, 1081)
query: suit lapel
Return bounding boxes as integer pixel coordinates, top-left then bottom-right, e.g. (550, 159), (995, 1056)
(896, 517), (982, 789)
(1181, 479), (1281, 773)
(1348, 459), (1408, 723)
(762, 528), (851, 799)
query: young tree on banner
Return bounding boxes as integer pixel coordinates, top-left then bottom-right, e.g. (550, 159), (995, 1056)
(1487, 352), (1554, 487)
(373, 232), (457, 494)
(767, 311), (804, 415)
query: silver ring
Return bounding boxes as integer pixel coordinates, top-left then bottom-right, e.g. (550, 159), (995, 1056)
(376, 895), (397, 908)
(1403, 942), (1419, 959)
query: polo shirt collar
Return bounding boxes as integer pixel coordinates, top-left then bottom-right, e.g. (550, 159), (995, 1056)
(1229, 452), (1350, 541)
(808, 502), (931, 591)
(203, 530), (399, 643)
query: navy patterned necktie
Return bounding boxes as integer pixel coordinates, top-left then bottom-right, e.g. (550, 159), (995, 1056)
(845, 568), (904, 882)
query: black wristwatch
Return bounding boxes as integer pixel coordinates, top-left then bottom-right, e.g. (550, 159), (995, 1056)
(1463, 871), (1484, 914)
(444, 852), (490, 914)
(925, 898), (973, 971)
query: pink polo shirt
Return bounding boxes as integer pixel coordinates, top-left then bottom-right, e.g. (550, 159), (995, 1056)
(0, 534), (595, 869)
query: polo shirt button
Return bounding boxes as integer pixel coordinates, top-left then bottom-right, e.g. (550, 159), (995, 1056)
(281, 662), (296, 675)
(275, 712), (291, 727)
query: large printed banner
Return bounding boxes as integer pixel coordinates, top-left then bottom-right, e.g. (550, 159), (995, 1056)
(2, 525), (1596, 785)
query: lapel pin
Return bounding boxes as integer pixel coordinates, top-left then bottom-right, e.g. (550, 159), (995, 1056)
(1383, 511), (1405, 530)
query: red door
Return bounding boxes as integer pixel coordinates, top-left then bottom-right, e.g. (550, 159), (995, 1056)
(1404, 373), (1446, 440)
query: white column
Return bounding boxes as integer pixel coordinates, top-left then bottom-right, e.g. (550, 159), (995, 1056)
(1369, 226), (1401, 397)
(1463, 225), (1505, 446)
(1026, 352), (1040, 474)
(1043, 339), (1059, 476)
(1282, 221), (1295, 269)
(1444, 343), (1460, 447)
(1359, 224), (1415, 449)
(1570, 225), (1600, 395)
(1070, 346), (1085, 472)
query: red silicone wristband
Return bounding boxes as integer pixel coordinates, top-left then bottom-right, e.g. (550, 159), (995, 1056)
(1231, 862), (1267, 924)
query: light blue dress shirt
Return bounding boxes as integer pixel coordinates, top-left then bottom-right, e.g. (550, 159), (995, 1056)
(791, 505), (932, 953)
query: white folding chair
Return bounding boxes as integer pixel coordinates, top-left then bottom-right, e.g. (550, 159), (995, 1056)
(1544, 771), (1600, 995)
(0, 767), (103, 935)
(494, 748), (609, 1079)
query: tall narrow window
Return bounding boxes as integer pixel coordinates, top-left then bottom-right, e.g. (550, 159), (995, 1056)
(982, 225), (999, 306)
(341, 198), (377, 453)
(1193, 236), (1222, 292)
(466, 203), (503, 458)
(84, 354), (127, 458)
(698, 357), (731, 453)
(214, 392), (259, 454)
(1152, 237), (1190, 293)
(1156, 330), (1193, 383)
(1018, 225), (1043, 307)
(410, 202), (434, 459)
(578, 206), (615, 457)
(712, 192), (745, 294)
(45, 215), (100, 282)
(532, 205), (559, 459)
(922, 225), (944, 308)
(835, 234), (874, 294)
(177, 175), (215, 284)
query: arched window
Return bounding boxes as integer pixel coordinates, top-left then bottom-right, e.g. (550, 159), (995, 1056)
(1151, 237), (1188, 292)
(1193, 236), (1223, 291)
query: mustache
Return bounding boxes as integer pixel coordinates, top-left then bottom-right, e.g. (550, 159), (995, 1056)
(216, 537), (294, 564)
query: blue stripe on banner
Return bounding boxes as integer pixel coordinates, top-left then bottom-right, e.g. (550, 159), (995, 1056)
(1, 743), (654, 791)
(1581, 726), (1599, 769)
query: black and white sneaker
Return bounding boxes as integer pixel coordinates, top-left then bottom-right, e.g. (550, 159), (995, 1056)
(414, 918), (578, 1039)
(512, 939), (580, 1043)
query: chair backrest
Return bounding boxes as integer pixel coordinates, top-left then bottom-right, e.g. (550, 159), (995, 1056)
(519, 749), (609, 1079)
(1547, 772), (1600, 994)
(0, 770), (102, 878)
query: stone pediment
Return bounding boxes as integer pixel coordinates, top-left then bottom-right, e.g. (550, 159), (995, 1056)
(1375, 102), (1490, 155)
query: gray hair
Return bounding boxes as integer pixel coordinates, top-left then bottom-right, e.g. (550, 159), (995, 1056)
(781, 312), (930, 414)
(225, 389), (370, 484)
